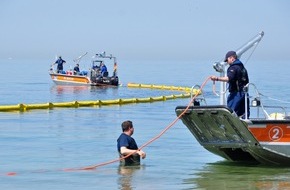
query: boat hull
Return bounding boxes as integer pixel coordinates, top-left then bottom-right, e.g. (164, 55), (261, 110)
(49, 73), (119, 86)
(175, 105), (290, 166)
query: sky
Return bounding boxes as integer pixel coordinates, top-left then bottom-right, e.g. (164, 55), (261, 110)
(0, 0), (289, 62)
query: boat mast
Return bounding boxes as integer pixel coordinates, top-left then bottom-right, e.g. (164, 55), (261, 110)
(74, 52), (88, 64)
(213, 31), (264, 105)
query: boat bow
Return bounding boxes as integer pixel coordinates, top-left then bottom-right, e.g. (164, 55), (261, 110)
(176, 105), (290, 165)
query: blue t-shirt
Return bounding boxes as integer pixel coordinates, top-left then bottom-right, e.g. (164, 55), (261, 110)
(74, 66), (80, 73)
(117, 133), (138, 153)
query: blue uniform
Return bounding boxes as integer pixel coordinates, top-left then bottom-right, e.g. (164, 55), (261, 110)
(55, 58), (66, 73)
(227, 59), (250, 117)
(100, 65), (108, 76)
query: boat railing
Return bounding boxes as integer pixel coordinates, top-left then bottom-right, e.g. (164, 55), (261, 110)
(245, 83), (288, 120)
(190, 85), (207, 106)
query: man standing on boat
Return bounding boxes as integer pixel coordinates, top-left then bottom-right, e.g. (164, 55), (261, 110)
(52, 56), (66, 74)
(113, 62), (117, 76)
(100, 62), (108, 76)
(210, 51), (250, 118)
(117, 120), (146, 166)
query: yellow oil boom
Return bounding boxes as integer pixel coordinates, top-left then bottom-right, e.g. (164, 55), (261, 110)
(0, 83), (201, 112)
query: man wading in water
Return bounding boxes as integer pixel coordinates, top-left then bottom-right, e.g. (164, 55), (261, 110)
(117, 120), (146, 166)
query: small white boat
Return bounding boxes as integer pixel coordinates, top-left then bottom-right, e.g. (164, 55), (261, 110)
(49, 52), (119, 86)
(176, 31), (290, 166)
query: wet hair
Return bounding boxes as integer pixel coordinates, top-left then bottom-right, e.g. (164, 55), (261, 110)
(121, 120), (133, 132)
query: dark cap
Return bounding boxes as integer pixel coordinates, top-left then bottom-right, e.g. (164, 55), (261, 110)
(224, 51), (237, 62)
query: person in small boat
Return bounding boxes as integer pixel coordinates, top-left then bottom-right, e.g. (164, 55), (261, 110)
(210, 51), (250, 118)
(52, 56), (66, 74)
(73, 63), (88, 75)
(117, 120), (146, 166)
(73, 63), (80, 75)
(113, 62), (117, 76)
(100, 62), (108, 76)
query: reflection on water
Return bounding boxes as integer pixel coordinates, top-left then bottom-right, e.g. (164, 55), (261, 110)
(117, 165), (144, 190)
(50, 85), (91, 95)
(184, 161), (290, 190)
(48, 84), (172, 103)
(50, 85), (113, 97)
(48, 85), (113, 105)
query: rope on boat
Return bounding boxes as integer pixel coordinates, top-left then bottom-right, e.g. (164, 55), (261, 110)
(212, 81), (219, 96)
(259, 93), (290, 104)
(73, 77), (210, 170)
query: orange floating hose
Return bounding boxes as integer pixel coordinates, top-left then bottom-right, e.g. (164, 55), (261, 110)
(70, 77), (212, 171)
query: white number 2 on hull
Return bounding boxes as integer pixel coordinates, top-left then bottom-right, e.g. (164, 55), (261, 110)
(269, 126), (283, 141)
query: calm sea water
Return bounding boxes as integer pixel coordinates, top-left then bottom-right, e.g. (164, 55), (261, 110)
(1, 58), (290, 190)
